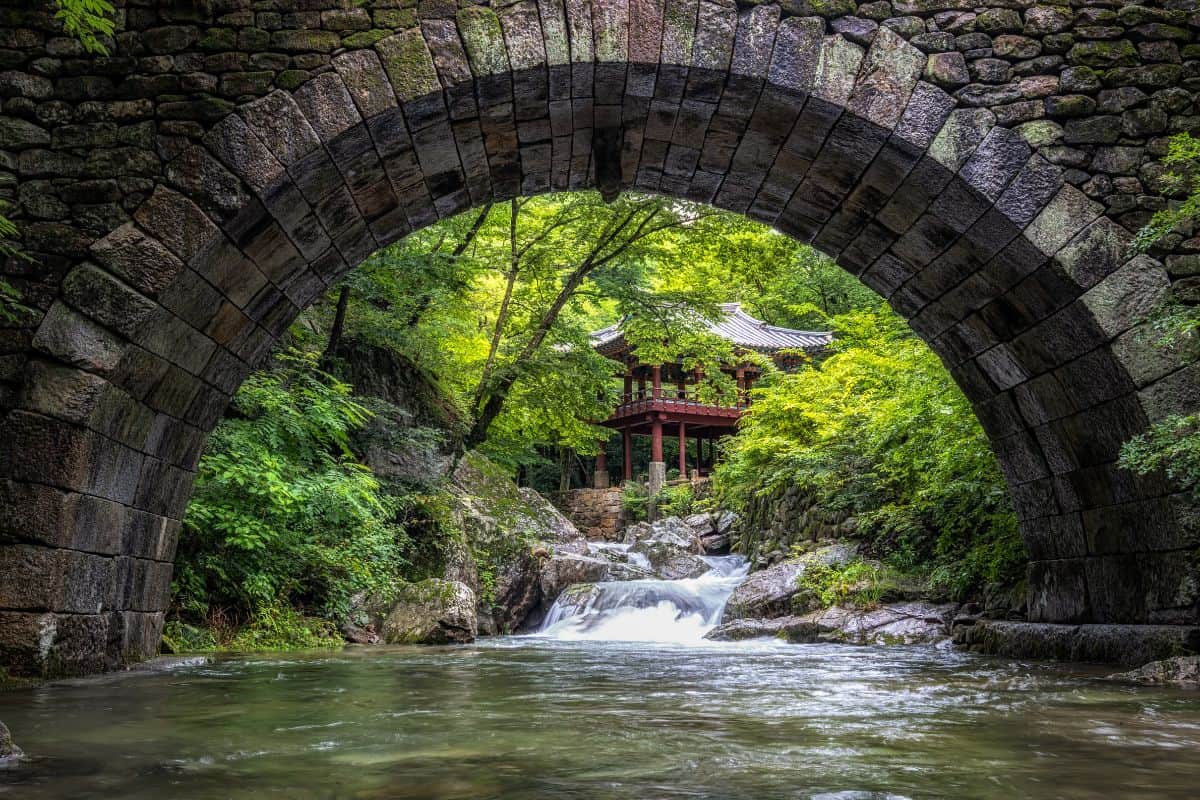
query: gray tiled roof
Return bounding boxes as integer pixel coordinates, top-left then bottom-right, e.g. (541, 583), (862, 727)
(591, 303), (833, 354)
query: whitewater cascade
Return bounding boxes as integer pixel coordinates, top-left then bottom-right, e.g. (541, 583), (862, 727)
(535, 543), (749, 643)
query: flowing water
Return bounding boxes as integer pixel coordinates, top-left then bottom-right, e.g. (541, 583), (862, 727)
(536, 553), (749, 642)
(3, 553), (1200, 799)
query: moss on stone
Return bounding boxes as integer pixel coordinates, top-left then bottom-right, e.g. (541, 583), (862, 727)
(374, 9), (417, 29)
(343, 29), (391, 49)
(275, 70), (312, 91)
(1068, 39), (1138, 69)
(376, 29), (441, 99)
(456, 7), (510, 75)
(271, 29), (342, 53)
(197, 27), (236, 51)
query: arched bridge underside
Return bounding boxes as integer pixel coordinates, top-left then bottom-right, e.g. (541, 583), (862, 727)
(1, 0), (1198, 675)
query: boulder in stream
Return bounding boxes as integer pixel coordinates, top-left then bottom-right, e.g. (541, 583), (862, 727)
(1108, 656), (1200, 686)
(800, 601), (960, 645)
(381, 579), (478, 644)
(704, 616), (823, 643)
(656, 553), (713, 580)
(721, 542), (858, 622)
(538, 553), (611, 603)
(683, 511), (737, 554)
(0, 721), (21, 764)
(478, 549), (543, 636)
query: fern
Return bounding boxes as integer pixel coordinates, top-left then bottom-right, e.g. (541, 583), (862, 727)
(55, 0), (116, 56)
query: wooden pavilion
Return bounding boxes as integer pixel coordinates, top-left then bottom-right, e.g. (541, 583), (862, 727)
(590, 303), (832, 491)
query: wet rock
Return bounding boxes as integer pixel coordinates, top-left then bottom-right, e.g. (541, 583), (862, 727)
(381, 579), (478, 645)
(656, 553), (713, 581)
(0, 721), (20, 763)
(341, 622), (380, 644)
(624, 516), (702, 551)
(1108, 656), (1200, 686)
(538, 553), (611, 603)
(801, 602), (959, 645)
(699, 532), (730, 555)
(721, 542), (858, 622)
(704, 616), (823, 643)
(478, 549), (541, 635)
(605, 561), (654, 581)
(954, 621), (1200, 665)
(683, 512), (716, 537)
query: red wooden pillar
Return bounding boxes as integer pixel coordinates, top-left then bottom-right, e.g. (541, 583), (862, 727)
(651, 365), (661, 399)
(651, 418), (663, 462)
(736, 367), (746, 407)
(622, 427), (633, 481)
(678, 421), (687, 476)
(623, 372), (633, 403)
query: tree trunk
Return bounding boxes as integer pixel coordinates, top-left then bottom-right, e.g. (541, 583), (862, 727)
(558, 446), (573, 492)
(474, 199), (521, 409)
(465, 203), (677, 448)
(322, 285), (351, 363)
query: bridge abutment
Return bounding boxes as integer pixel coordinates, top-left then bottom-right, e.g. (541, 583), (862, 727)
(0, 0), (1197, 675)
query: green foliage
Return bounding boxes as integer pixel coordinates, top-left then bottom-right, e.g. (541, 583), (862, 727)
(716, 305), (1024, 598)
(796, 560), (885, 610)
(176, 350), (409, 635)
(1132, 133), (1200, 253)
(224, 604), (344, 651)
(658, 484), (696, 518)
(1120, 414), (1200, 500)
(621, 481), (649, 522)
(54, 0), (115, 55)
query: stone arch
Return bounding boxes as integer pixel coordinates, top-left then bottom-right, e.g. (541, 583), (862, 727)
(1, 1), (1197, 675)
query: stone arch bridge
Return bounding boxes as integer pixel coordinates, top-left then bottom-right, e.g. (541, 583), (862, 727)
(0, 0), (1198, 675)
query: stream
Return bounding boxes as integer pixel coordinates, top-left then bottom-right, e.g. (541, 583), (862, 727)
(3, 549), (1200, 798)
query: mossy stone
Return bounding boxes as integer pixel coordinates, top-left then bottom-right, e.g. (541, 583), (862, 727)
(343, 30), (391, 48)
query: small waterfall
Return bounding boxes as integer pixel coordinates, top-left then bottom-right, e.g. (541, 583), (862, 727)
(535, 554), (749, 643)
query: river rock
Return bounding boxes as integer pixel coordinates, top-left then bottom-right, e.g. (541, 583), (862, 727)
(623, 517), (702, 552)
(381, 579), (478, 644)
(656, 553), (713, 580)
(704, 616), (823, 642)
(478, 549), (542, 635)
(1108, 656), (1200, 686)
(721, 542), (858, 622)
(800, 601), (959, 645)
(0, 721), (22, 764)
(684, 512), (716, 536)
(605, 561), (654, 581)
(538, 553), (611, 602)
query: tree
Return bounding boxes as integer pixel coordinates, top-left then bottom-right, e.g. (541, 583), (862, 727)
(714, 305), (1022, 598)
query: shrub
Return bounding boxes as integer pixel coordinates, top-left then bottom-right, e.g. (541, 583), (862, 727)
(659, 484), (696, 517)
(621, 481), (649, 521)
(175, 350), (409, 640)
(797, 560), (885, 610)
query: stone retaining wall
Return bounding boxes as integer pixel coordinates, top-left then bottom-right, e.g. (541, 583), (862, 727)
(554, 487), (626, 540)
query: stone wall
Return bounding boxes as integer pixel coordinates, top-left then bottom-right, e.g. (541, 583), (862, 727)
(733, 483), (853, 568)
(554, 488), (626, 541)
(0, 0), (1198, 674)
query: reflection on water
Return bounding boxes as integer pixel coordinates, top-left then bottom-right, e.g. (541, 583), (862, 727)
(2, 640), (1200, 799)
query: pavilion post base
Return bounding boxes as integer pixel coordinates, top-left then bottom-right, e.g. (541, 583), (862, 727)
(648, 461), (666, 495)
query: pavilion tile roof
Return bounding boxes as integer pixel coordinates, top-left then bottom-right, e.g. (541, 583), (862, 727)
(591, 303), (833, 355)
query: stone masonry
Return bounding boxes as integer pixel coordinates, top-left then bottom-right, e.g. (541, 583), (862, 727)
(555, 487), (626, 540)
(0, 0), (1198, 675)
